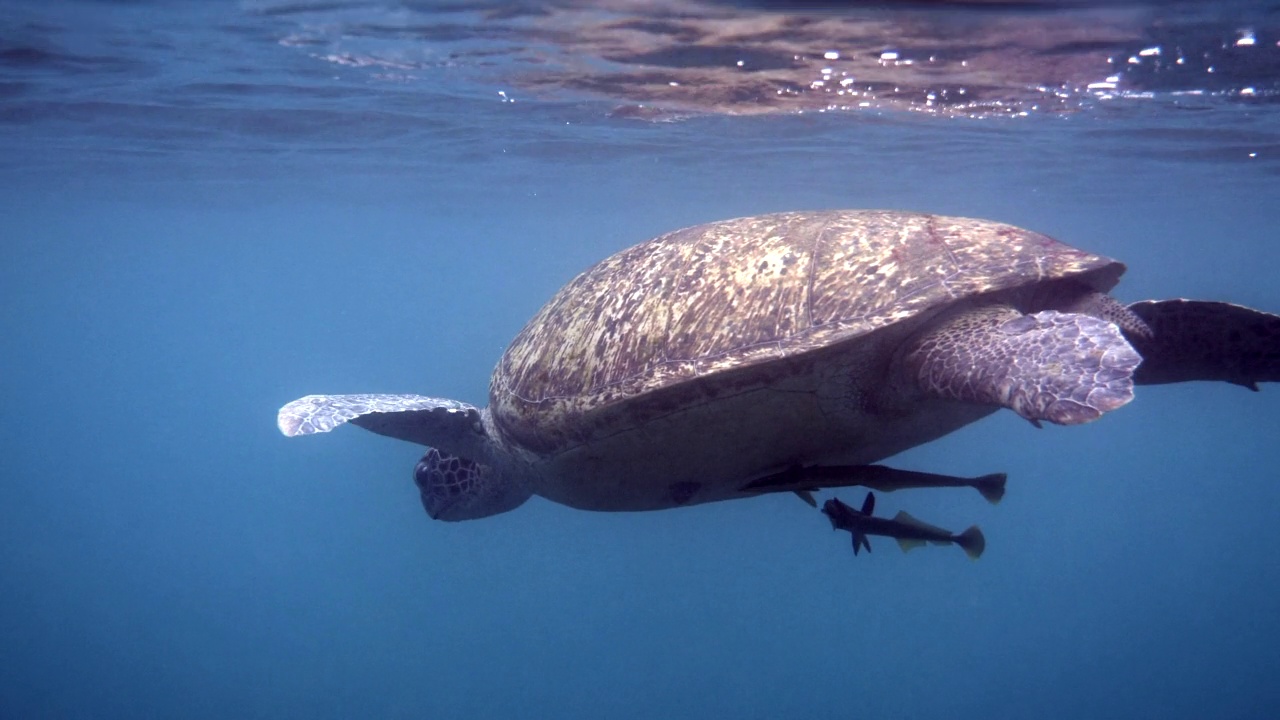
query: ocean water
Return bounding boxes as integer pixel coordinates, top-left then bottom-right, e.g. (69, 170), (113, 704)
(3, 1), (1280, 718)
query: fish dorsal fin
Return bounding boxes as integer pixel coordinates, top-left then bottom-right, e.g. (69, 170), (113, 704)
(892, 511), (952, 539)
(860, 491), (876, 516)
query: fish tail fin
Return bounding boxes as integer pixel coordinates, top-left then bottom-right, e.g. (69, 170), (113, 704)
(972, 473), (1007, 505)
(956, 526), (986, 560)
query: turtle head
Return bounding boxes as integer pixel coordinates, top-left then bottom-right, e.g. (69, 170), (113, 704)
(413, 448), (530, 521)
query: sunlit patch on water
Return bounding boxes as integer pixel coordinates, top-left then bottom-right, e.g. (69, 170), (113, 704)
(256, 0), (1280, 119)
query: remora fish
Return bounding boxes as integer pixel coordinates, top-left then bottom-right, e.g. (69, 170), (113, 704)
(743, 464), (1006, 507)
(822, 493), (986, 560)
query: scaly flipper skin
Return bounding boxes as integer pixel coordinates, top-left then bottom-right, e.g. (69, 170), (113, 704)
(904, 305), (1142, 425)
(1064, 290), (1153, 339)
(277, 394), (487, 456)
(1127, 300), (1280, 390)
(277, 394), (526, 519)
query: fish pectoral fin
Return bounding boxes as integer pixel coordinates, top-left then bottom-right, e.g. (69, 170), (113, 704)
(850, 532), (873, 556)
(892, 511), (952, 537)
(793, 489), (817, 507)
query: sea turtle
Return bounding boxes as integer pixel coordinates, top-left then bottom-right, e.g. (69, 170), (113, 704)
(277, 210), (1280, 522)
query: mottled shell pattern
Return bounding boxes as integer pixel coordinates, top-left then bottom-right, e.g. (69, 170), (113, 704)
(491, 210), (1123, 454)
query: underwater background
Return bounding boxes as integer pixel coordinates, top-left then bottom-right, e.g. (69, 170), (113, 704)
(3, 1), (1279, 718)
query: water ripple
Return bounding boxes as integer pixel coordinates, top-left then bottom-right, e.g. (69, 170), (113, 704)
(0, 0), (1276, 179)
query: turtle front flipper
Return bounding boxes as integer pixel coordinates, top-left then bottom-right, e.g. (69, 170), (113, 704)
(903, 304), (1142, 426)
(277, 393), (489, 459)
(1127, 300), (1280, 390)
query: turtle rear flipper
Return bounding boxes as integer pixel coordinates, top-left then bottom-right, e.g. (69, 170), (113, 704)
(1127, 300), (1280, 390)
(904, 305), (1142, 426)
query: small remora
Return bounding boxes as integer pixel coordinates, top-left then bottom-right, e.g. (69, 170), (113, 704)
(822, 492), (986, 560)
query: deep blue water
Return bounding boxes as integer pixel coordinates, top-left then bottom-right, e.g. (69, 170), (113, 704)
(3, 2), (1280, 718)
